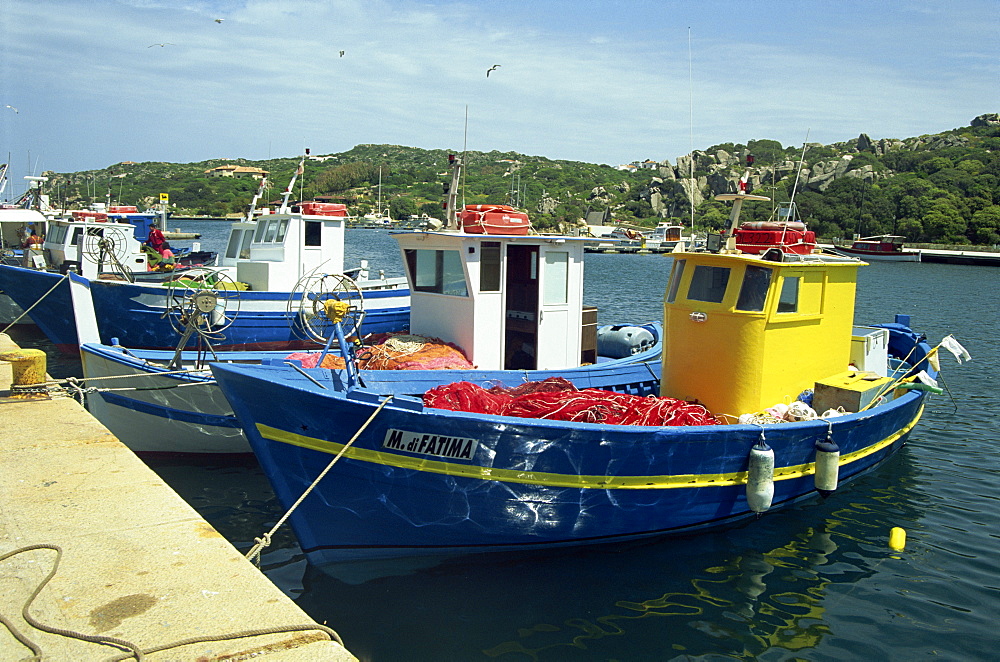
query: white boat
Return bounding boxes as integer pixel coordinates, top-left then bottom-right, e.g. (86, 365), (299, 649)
(831, 235), (921, 262)
(644, 223), (686, 249)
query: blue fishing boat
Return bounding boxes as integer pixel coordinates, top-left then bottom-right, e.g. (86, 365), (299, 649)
(210, 191), (951, 566)
(0, 156), (410, 352)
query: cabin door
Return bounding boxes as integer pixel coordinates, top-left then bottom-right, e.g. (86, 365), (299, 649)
(535, 248), (572, 369)
(503, 245), (539, 369)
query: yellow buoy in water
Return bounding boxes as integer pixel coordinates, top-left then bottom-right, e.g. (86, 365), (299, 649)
(889, 527), (907, 551)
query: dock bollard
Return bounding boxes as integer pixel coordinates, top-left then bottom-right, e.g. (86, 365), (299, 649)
(0, 348), (48, 396)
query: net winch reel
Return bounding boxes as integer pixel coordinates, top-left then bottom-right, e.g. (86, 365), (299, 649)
(81, 225), (134, 282)
(287, 272), (366, 388)
(162, 267), (242, 369)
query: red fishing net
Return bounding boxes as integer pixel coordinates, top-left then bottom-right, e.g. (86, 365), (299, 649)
(423, 377), (719, 426)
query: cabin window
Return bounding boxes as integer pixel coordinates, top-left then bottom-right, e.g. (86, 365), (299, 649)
(666, 259), (685, 303)
(239, 230), (253, 258)
(480, 241), (501, 292)
(777, 276), (799, 313)
(48, 225), (68, 244)
(225, 229), (243, 259)
(71, 228), (83, 247)
(736, 265), (772, 312)
(404, 249), (469, 297)
(263, 219), (280, 243)
(542, 251), (569, 305)
(688, 265), (730, 303)
(275, 218), (290, 243)
(304, 221), (321, 246)
(253, 219), (269, 242)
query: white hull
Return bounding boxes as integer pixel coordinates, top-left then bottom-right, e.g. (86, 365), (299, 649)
(81, 349), (249, 454)
(830, 247), (921, 262)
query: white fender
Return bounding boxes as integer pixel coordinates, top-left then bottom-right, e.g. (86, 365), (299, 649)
(814, 436), (840, 495)
(746, 439), (775, 513)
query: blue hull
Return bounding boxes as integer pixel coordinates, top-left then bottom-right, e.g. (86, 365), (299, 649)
(210, 324), (933, 565)
(0, 264), (410, 351)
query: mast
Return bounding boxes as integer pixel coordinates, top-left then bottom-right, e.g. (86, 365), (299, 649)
(280, 151), (307, 213)
(687, 27), (695, 235)
(444, 154), (463, 231)
(244, 175), (269, 222)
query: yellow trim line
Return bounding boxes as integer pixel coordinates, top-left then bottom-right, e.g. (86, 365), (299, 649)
(256, 405), (922, 491)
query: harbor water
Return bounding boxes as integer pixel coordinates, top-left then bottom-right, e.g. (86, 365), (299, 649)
(8, 222), (998, 661)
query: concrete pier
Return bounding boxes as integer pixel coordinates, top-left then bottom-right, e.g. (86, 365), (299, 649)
(0, 333), (356, 660)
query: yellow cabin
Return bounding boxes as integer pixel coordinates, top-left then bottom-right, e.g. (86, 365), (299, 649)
(661, 249), (863, 417)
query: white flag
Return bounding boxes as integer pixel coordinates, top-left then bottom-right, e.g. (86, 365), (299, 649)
(940, 335), (971, 363)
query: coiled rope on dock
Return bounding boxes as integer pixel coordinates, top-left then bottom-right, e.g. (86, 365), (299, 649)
(0, 543), (344, 660)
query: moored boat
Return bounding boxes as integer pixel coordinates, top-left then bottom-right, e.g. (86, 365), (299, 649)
(0, 156), (411, 352)
(831, 235), (921, 262)
(210, 183), (953, 567)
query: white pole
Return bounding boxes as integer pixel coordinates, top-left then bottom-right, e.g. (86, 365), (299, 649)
(688, 27), (695, 235)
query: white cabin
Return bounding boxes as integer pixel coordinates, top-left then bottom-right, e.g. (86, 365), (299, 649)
(42, 216), (148, 278)
(221, 208), (346, 292)
(393, 231), (588, 371)
(219, 205), (406, 292)
(0, 209), (48, 257)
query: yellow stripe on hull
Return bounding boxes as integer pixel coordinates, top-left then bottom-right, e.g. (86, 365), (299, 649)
(256, 405), (921, 491)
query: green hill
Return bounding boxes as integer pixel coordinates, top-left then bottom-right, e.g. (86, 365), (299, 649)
(37, 113), (1000, 245)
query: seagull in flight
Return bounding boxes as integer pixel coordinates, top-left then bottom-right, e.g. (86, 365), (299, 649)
(4, 105), (16, 114)
(339, 50), (345, 57)
(486, 64), (500, 77)
(148, 42), (173, 48)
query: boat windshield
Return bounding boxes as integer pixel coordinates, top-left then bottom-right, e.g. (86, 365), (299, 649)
(736, 265), (772, 312)
(666, 259), (685, 303)
(688, 265), (730, 303)
(404, 248), (469, 297)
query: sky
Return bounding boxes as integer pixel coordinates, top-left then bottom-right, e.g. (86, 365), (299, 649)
(1, 0), (998, 200)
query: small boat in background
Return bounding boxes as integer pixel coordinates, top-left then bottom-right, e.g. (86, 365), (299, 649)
(644, 223), (686, 250)
(831, 235), (921, 262)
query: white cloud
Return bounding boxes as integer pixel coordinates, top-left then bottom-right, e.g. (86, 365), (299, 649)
(1, 0), (997, 196)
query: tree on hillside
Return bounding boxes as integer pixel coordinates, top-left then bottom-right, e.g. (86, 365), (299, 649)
(967, 206), (1000, 245)
(921, 198), (967, 243)
(746, 139), (785, 164)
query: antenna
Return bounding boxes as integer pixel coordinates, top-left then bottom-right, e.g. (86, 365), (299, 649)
(788, 130), (810, 210)
(462, 105), (468, 209)
(687, 27), (695, 234)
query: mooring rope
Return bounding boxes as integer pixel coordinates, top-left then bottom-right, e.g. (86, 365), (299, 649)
(0, 544), (344, 661)
(0, 272), (71, 336)
(245, 395), (394, 564)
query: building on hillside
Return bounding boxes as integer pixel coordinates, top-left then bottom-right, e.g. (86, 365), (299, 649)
(584, 209), (611, 225)
(204, 165), (269, 180)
